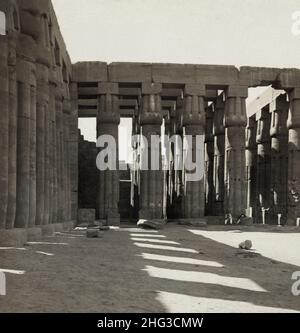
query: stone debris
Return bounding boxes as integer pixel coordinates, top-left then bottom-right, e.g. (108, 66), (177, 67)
(86, 229), (103, 238)
(239, 240), (253, 250)
(99, 226), (110, 231)
(137, 220), (166, 230)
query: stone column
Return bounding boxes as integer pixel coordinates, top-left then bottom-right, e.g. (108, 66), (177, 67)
(63, 84), (72, 222)
(56, 89), (64, 223)
(97, 82), (120, 225)
(245, 115), (257, 219)
(224, 86), (248, 221)
(213, 95), (225, 216)
(49, 81), (57, 224)
(139, 83), (164, 221)
(70, 82), (78, 222)
(0, 17), (9, 229)
(35, 64), (49, 226)
(174, 96), (184, 218)
(15, 59), (36, 228)
(182, 84), (206, 220)
(287, 88), (300, 225)
(270, 94), (289, 225)
(6, 27), (18, 229)
(28, 83), (37, 228)
(205, 103), (214, 215)
(255, 106), (271, 224)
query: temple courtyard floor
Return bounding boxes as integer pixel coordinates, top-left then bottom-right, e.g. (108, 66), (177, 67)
(0, 224), (300, 313)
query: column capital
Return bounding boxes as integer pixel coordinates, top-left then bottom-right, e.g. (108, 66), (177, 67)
(142, 83), (162, 95)
(98, 82), (119, 95)
(184, 83), (205, 97)
(227, 85), (248, 98)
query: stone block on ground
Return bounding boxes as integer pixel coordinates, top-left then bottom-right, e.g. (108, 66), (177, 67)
(137, 219), (166, 230)
(86, 229), (103, 238)
(239, 240), (253, 250)
(27, 227), (42, 241)
(0, 228), (27, 247)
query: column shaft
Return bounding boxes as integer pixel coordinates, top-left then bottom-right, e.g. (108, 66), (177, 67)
(139, 83), (163, 221)
(287, 88), (300, 225)
(182, 84), (206, 219)
(255, 106), (271, 224)
(213, 95), (225, 216)
(0, 32), (9, 229)
(224, 86), (248, 220)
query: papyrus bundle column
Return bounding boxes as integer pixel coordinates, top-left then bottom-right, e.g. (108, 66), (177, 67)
(97, 82), (120, 225)
(270, 94), (288, 225)
(182, 84), (206, 219)
(255, 106), (271, 224)
(224, 86), (248, 220)
(204, 103), (214, 215)
(213, 95), (225, 216)
(287, 88), (300, 225)
(139, 83), (163, 221)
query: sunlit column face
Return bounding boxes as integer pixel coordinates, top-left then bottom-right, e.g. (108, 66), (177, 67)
(0, 11), (6, 35)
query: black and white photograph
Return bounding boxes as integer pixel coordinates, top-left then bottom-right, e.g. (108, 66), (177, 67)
(0, 0), (300, 328)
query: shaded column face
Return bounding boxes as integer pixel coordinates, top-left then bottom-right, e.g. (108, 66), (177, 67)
(224, 86), (248, 220)
(255, 106), (271, 224)
(97, 82), (120, 225)
(181, 84), (206, 220)
(287, 88), (300, 225)
(6, 18), (19, 229)
(213, 94), (225, 216)
(245, 115), (257, 218)
(270, 94), (289, 225)
(15, 61), (37, 229)
(138, 83), (163, 221)
(0, 24), (9, 229)
(204, 103), (214, 215)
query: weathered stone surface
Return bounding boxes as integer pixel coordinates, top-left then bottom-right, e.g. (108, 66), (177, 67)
(86, 229), (103, 238)
(109, 62), (151, 83)
(73, 62), (108, 82)
(137, 219), (165, 230)
(78, 209), (96, 226)
(27, 227), (42, 242)
(0, 228), (27, 247)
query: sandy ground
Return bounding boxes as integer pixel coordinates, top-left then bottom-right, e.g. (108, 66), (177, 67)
(0, 224), (300, 313)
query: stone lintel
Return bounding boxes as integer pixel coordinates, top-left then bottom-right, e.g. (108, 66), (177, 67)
(239, 66), (281, 87)
(98, 82), (119, 95)
(72, 62), (108, 82)
(184, 83), (205, 96)
(227, 85), (248, 98)
(142, 82), (162, 95)
(109, 62), (152, 83)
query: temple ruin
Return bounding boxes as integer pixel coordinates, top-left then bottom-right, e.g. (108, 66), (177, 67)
(1, 0), (300, 246)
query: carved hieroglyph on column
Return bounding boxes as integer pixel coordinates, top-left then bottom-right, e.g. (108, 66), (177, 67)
(287, 88), (300, 225)
(255, 106), (271, 224)
(97, 82), (120, 225)
(270, 94), (288, 225)
(224, 86), (248, 220)
(182, 84), (206, 219)
(213, 94), (225, 216)
(139, 83), (163, 221)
